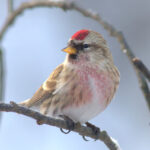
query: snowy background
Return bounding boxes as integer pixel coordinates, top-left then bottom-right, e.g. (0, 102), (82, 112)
(0, 0), (150, 150)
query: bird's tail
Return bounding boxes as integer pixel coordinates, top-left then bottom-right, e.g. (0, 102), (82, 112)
(18, 98), (31, 107)
(19, 98), (40, 111)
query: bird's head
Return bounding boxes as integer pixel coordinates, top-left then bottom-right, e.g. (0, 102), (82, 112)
(63, 29), (113, 66)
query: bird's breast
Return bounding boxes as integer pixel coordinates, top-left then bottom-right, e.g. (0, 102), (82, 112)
(62, 65), (115, 123)
(76, 65), (114, 107)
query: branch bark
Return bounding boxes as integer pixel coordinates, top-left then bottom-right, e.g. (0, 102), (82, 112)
(0, 1), (149, 110)
(0, 102), (120, 150)
(133, 57), (150, 82)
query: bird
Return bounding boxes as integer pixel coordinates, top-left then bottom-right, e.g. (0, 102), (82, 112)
(19, 29), (120, 131)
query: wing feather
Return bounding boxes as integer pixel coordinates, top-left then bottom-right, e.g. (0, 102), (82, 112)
(19, 64), (64, 107)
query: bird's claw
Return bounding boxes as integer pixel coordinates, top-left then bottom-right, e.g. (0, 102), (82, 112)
(82, 136), (89, 141)
(59, 115), (75, 134)
(60, 128), (71, 134)
(65, 117), (75, 130)
(86, 122), (100, 139)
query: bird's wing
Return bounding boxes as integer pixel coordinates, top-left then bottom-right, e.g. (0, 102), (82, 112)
(19, 64), (64, 108)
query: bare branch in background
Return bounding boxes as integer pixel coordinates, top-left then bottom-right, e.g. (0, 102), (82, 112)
(0, 102), (120, 150)
(8, 0), (14, 14)
(0, 48), (4, 102)
(133, 57), (150, 82)
(0, 1), (149, 109)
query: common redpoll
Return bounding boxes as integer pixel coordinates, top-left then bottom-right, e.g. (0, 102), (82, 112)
(20, 29), (120, 125)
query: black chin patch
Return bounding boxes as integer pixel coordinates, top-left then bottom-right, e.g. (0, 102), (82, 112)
(69, 54), (78, 60)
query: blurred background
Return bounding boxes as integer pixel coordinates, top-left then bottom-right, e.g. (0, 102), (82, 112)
(0, 0), (150, 150)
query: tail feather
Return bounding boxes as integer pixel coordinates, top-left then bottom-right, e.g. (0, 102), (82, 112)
(19, 99), (31, 107)
(19, 98), (41, 111)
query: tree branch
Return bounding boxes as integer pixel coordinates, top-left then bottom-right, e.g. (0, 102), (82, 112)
(132, 57), (150, 82)
(0, 1), (149, 110)
(0, 102), (120, 150)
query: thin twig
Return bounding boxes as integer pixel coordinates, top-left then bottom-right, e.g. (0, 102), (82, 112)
(0, 102), (120, 150)
(137, 72), (150, 108)
(8, 0), (14, 14)
(133, 57), (150, 82)
(0, 1), (149, 109)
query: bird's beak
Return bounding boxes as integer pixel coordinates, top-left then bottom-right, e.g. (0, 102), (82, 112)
(62, 46), (77, 54)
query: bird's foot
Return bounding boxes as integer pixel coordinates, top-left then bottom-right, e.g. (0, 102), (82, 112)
(85, 122), (100, 140)
(59, 115), (75, 134)
(82, 135), (89, 141)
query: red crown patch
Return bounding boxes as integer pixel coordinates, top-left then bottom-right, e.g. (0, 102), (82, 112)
(71, 30), (89, 40)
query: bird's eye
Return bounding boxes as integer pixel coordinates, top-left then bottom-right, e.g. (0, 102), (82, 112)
(83, 44), (90, 48)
